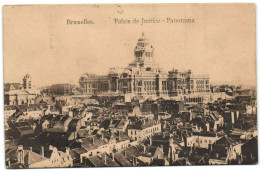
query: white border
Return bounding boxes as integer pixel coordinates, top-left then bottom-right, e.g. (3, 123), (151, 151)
(0, 0), (259, 171)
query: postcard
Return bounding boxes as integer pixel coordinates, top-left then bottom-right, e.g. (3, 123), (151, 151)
(3, 4), (257, 168)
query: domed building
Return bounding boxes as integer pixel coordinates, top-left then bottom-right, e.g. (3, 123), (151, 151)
(79, 33), (210, 100)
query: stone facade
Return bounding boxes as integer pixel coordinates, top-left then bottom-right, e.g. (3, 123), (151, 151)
(79, 33), (210, 98)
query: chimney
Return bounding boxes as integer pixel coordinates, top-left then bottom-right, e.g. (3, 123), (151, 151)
(206, 123), (210, 132)
(29, 147), (32, 152)
(164, 157), (169, 166)
(163, 132), (166, 138)
(236, 111), (239, 120)
(49, 145), (54, 150)
(17, 145), (24, 164)
(41, 146), (44, 156)
(143, 145), (146, 153)
(104, 154), (107, 165)
(132, 156), (135, 166)
(112, 153), (115, 161)
(160, 145), (164, 152)
(173, 153), (178, 162)
(231, 111), (235, 124)
(52, 147), (58, 153)
(66, 147), (70, 155)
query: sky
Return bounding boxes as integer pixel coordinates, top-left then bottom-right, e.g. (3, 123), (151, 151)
(3, 4), (256, 87)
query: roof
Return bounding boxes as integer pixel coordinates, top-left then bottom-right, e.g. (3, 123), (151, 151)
(114, 153), (131, 167)
(87, 156), (106, 167)
(151, 159), (165, 166)
(12, 121), (32, 128)
(41, 114), (55, 122)
(5, 148), (17, 162)
(145, 146), (160, 156)
(9, 163), (27, 169)
(242, 137), (257, 148)
(215, 136), (238, 146)
(4, 83), (22, 91)
(99, 119), (111, 129)
(68, 119), (80, 132)
(77, 129), (89, 138)
(4, 105), (16, 110)
(60, 115), (72, 123)
(52, 115), (64, 122)
(37, 132), (76, 147)
(24, 150), (48, 165)
(71, 148), (88, 156)
(172, 158), (190, 165)
(92, 136), (107, 146)
(43, 149), (53, 158)
(120, 146), (141, 161)
(79, 136), (107, 151)
(192, 131), (218, 137)
(16, 104), (46, 112)
(17, 126), (34, 132)
(117, 132), (130, 141)
(100, 154), (120, 167)
(145, 135), (182, 156)
(209, 136), (239, 160)
(186, 148), (210, 164)
(128, 119), (159, 130)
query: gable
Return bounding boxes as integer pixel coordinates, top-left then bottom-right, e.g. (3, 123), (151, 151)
(153, 147), (164, 158)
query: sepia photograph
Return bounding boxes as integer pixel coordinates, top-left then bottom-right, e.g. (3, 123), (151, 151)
(3, 3), (257, 168)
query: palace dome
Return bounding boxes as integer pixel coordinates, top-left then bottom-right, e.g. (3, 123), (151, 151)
(138, 32), (150, 42)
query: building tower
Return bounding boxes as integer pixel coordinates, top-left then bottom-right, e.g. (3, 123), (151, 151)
(134, 32), (154, 59)
(129, 32), (159, 70)
(23, 73), (32, 90)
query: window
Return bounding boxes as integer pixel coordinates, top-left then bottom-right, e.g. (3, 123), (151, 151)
(146, 52), (151, 57)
